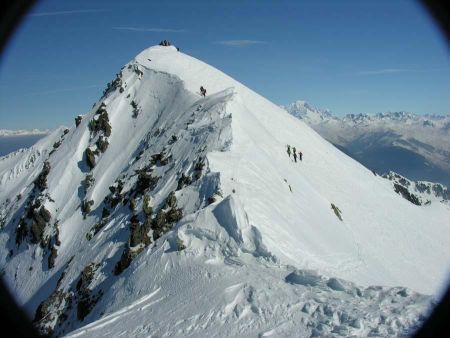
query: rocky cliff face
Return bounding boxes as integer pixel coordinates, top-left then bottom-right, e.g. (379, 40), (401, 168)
(383, 171), (450, 206)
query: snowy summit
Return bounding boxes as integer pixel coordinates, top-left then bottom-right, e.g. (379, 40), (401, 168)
(0, 44), (449, 337)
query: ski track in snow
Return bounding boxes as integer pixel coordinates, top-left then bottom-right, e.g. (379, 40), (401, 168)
(66, 287), (162, 337)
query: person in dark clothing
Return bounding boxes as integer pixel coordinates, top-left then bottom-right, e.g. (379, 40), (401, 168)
(293, 151), (297, 163)
(299, 151), (303, 161)
(200, 86), (206, 97)
(159, 40), (171, 46)
(287, 145), (291, 158)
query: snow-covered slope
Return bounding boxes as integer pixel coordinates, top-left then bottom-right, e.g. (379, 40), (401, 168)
(283, 101), (450, 186)
(1, 45), (449, 337)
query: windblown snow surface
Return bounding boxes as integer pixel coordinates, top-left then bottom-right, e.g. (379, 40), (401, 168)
(1, 46), (450, 337)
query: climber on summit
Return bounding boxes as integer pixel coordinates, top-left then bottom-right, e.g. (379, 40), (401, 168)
(159, 40), (171, 46)
(299, 151), (303, 161)
(287, 145), (291, 158)
(200, 86), (207, 97)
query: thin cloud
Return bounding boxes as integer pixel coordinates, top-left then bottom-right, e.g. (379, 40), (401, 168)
(29, 9), (108, 17)
(215, 40), (267, 47)
(356, 67), (450, 76)
(356, 68), (410, 76)
(113, 27), (186, 33)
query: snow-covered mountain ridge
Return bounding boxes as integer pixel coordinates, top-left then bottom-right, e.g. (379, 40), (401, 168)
(0, 129), (50, 157)
(0, 45), (449, 337)
(283, 100), (450, 126)
(283, 101), (450, 186)
(383, 171), (450, 206)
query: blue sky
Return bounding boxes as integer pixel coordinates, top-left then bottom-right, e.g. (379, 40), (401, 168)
(0, 0), (449, 129)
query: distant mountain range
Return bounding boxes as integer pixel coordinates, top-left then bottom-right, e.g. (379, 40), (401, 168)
(282, 101), (450, 187)
(0, 129), (49, 137)
(0, 129), (49, 157)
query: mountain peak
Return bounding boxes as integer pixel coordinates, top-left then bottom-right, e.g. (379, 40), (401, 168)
(282, 100), (333, 123)
(1, 47), (449, 336)
(134, 44), (234, 96)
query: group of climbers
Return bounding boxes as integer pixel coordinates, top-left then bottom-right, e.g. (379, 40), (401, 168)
(159, 40), (180, 51)
(159, 40), (172, 46)
(286, 144), (303, 163)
